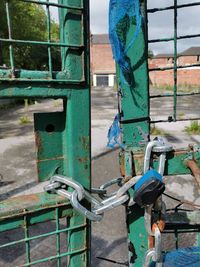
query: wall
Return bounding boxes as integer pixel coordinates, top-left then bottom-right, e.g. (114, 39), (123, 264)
(149, 68), (200, 86)
(91, 43), (115, 75)
(149, 56), (200, 87)
(91, 40), (200, 87)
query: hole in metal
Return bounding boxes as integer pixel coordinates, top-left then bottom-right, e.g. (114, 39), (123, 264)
(45, 124), (55, 133)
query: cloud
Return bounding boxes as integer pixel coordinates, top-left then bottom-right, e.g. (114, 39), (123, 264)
(50, 0), (200, 55)
(148, 0), (200, 54)
(90, 0), (109, 33)
(90, 0), (200, 54)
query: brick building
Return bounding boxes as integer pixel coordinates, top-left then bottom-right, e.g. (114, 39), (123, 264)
(149, 47), (200, 87)
(91, 33), (200, 87)
(90, 34), (116, 87)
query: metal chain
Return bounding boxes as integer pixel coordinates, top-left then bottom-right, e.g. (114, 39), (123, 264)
(44, 138), (172, 226)
(44, 174), (140, 222)
(44, 139), (173, 266)
(143, 138), (173, 267)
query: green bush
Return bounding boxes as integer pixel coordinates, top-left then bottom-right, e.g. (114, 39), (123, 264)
(184, 121), (200, 135)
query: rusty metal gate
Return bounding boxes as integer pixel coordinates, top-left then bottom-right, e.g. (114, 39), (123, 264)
(116, 0), (200, 266)
(1, 0), (200, 267)
(0, 0), (90, 266)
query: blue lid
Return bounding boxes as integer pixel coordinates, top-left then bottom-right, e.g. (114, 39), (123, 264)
(134, 169), (163, 191)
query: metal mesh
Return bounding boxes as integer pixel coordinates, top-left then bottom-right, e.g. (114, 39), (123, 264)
(145, 0), (200, 123)
(0, 195), (87, 267)
(0, 0), (84, 83)
(0, 1), (90, 266)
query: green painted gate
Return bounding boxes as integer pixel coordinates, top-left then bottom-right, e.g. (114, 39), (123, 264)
(116, 0), (200, 266)
(0, 0), (90, 266)
(1, 0), (200, 266)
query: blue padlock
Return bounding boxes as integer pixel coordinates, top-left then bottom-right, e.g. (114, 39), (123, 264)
(133, 169), (165, 207)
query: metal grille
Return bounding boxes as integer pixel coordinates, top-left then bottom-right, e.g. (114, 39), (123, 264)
(0, 194), (87, 266)
(0, 0), (90, 266)
(146, 0), (200, 123)
(0, 0), (84, 83)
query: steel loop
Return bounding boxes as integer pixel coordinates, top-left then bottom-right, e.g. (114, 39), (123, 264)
(116, 176), (140, 198)
(99, 177), (123, 198)
(144, 139), (173, 175)
(144, 204), (154, 236)
(44, 181), (61, 193)
(143, 226), (162, 266)
(50, 175), (85, 201)
(93, 194), (129, 215)
(143, 249), (156, 267)
(71, 191), (103, 222)
(90, 188), (107, 195)
(55, 188), (72, 200)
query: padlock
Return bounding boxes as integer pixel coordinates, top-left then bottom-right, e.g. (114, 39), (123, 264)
(133, 169), (165, 207)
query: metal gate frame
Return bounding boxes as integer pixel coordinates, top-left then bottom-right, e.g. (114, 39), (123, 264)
(117, 0), (200, 266)
(0, 0), (91, 266)
(1, 1), (200, 266)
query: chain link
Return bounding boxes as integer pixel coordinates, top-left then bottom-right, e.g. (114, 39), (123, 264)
(44, 138), (173, 267)
(44, 174), (139, 222)
(43, 139), (175, 267)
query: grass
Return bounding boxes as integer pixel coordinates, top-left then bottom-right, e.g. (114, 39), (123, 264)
(153, 84), (200, 93)
(19, 116), (31, 125)
(184, 121), (200, 135)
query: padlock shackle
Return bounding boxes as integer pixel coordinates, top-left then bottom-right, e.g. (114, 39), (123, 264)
(144, 139), (173, 175)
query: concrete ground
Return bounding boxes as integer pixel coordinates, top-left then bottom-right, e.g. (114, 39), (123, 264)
(0, 87), (199, 266)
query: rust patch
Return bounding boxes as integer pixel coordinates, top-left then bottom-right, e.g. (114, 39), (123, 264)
(0, 194), (40, 218)
(78, 156), (88, 164)
(119, 151), (125, 177)
(79, 136), (89, 151)
(12, 194), (39, 202)
(78, 157), (89, 171)
(148, 235), (154, 249)
(35, 131), (42, 153)
(149, 221), (165, 249)
(8, 194), (40, 204)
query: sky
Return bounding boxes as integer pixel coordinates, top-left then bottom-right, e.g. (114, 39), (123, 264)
(90, 0), (200, 55)
(51, 0), (200, 55)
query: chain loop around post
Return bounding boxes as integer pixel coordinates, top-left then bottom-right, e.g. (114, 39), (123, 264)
(44, 174), (139, 222)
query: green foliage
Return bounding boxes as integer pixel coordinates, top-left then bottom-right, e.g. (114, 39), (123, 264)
(0, 1), (60, 70)
(184, 121), (200, 135)
(19, 116), (31, 125)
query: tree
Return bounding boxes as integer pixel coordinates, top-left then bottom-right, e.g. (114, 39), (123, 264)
(0, 1), (60, 70)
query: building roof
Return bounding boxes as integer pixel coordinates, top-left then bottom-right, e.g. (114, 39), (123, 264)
(153, 54), (174, 59)
(179, 47), (200, 56)
(91, 34), (110, 44)
(153, 47), (200, 59)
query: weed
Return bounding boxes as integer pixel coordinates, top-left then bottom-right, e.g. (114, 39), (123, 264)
(184, 121), (200, 135)
(19, 116), (31, 125)
(53, 99), (62, 108)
